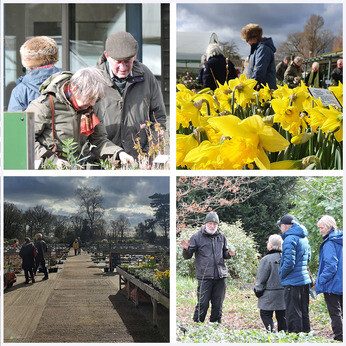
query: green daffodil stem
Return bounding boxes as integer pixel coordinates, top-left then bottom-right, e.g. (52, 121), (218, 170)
(231, 89), (236, 115)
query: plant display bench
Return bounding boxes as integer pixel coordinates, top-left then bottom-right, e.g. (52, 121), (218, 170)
(116, 266), (169, 327)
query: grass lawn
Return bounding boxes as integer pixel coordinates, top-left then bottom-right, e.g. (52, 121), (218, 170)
(176, 276), (337, 343)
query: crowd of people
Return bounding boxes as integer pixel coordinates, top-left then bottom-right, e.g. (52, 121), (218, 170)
(191, 23), (342, 91)
(181, 211), (343, 342)
(7, 32), (166, 168)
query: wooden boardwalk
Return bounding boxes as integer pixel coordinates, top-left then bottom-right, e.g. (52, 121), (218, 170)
(4, 250), (168, 343)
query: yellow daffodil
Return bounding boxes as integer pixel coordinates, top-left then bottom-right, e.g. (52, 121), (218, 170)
(329, 82), (343, 106)
(319, 106), (343, 142)
(270, 156), (320, 170)
(258, 84), (272, 104)
(291, 132), (314, 145)
(208, 114), (290, 169)
(176, 134), (199, 167)
(182, 141), (221, 170)
(272, 98), (307, 135)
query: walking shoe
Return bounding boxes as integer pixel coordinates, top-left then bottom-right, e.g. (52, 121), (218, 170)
(25, 280), (30, 284)
(42, 277), (49, 281)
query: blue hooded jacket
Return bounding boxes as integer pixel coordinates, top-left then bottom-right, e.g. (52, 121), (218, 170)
(8, 66), (61, 111)
(247, 37), (277, 90)
(280, 222), (312, 286)
(315, 230), (343, 295)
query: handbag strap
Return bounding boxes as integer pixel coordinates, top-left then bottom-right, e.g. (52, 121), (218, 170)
(48, 94), (57, 153)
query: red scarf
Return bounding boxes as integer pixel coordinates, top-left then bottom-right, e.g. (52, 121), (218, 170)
(64, 83), (100, 136)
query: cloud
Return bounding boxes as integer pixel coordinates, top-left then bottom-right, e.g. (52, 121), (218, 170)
(4, 176), (169, 226)
(177, 3), (342, 58)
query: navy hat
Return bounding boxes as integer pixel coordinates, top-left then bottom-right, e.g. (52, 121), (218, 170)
(205, 211), (219, 224)
(277, 214), (295, 227)
(105, 32), (138, 60)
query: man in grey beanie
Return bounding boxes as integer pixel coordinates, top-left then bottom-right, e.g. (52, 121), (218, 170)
(94, 31), (166, 162)
(181, 211), (235, 323)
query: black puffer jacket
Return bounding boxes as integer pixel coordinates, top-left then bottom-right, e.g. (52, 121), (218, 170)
(183, 226), (232, 279)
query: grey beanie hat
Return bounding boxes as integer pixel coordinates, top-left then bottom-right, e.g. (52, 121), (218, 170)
(205, 211), (219, 224)
(105, 32), (138, 60)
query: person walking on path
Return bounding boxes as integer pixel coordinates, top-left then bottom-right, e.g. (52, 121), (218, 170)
(77, 237), (82, 255)
(241, 23), (277, 90)
(19, 237), (36, 284)
(181, 211), (235, 323)
(278, 214), (311, 333)
(34, 233), (49, 280)
(73, 239), (79, 256)
(254, 234), (286, 332)
(8, 36), (61, 111)
(315, 215), (343, 342)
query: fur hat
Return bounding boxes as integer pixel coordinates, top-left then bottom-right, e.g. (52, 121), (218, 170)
(105, 32), (138, 60)
(20, 36), (59, 68)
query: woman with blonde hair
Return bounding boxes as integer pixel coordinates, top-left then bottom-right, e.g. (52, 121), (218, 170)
(254, 234), (286, 332)
(315, 215), (343, 341)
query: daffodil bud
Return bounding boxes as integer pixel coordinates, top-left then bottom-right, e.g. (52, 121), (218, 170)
(301, 156), (320, 169)
(291, 132), (313, 145)
(262, 115), (274, 125)
(193, 99), (204, 110)
(219, 111), (231, 116)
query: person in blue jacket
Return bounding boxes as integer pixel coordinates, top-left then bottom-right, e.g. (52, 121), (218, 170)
(315, 215), (343, 342)
(277, 214), (311, 333)
(241, 23), (277, 90)
(7, 36), (61, 111)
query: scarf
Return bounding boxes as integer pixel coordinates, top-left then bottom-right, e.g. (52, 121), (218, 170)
(64, 83), (100, 136)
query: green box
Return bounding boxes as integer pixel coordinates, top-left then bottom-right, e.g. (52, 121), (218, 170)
(4, 112), (35, 169)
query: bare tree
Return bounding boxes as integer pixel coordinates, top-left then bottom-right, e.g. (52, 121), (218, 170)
(333, 25), (343, 51)
(4, 202), (24, 239)
(176, 176), (262, 234)
(24, 205), (54, 238)
(114, 215), (131, 243)
(277, 14), (334, 59)
(76, 186), (104, 240)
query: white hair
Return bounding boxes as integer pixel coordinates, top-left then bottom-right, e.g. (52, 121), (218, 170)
(318, 215), (337, 231)
(70, 67), (107, 102)
(206, 44), (223, 60)
(294, 56), (304, 64)
(268, 234), (283, 251)
(312, 62), (319, 69)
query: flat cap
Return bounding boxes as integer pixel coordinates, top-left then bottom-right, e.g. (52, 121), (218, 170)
(105, 32), (138, 60)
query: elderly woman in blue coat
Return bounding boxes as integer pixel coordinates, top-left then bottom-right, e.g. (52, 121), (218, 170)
(315, 215), (343, 342)
(254, 234), (286, 332)
(241, 23), (277, 90)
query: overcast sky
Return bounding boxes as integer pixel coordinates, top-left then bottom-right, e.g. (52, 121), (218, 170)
(4, 176), (169, 226)
(177, 3), (342, 59)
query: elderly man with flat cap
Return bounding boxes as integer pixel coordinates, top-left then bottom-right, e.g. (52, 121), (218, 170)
(94, 32), (166, 162)
(181, 211), (235, 323)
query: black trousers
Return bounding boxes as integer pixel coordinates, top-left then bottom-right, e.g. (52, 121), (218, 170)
(284, 284), (310, 333)
(193, 278), (226, 323)
(260, 309), (286, 332)
(34, 258), (48, 278)
(24, 268), (34, 282)
(324, 293), (343, 341)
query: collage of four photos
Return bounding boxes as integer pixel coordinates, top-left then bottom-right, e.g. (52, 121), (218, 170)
(1, 1), (344, 344)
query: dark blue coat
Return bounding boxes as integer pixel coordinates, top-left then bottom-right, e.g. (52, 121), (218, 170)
(8, 66), (61, 111)
(315, 230), (343, 295)
(203, 54), (237, 90)
(280, 222), (312, 286)
(247, 37), (277, 90)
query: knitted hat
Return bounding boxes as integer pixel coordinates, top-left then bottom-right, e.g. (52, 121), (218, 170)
(204, 211), (219, 224)
(20, 36), (59, 68)
(105, 32), (138, 60)
(277, 214), (295, 226)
